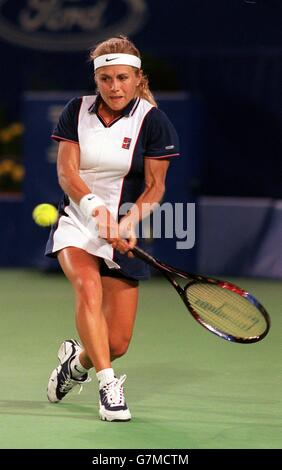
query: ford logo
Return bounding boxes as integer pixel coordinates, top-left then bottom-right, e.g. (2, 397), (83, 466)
(0, 0), (148, 51)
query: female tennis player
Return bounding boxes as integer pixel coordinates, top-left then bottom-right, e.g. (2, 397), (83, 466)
(45, 35), (180, 421)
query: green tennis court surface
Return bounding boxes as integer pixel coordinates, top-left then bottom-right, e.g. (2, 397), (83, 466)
(0, 270), (281, 449)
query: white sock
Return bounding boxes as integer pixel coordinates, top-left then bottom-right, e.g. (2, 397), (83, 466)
(70, 355), (89, 379)
(96, 368), (115, 389)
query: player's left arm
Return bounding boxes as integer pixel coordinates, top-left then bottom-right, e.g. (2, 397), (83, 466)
(118, 158), (170, 248)
(118, 107), (179, 250)
(130, 157), (170, 220)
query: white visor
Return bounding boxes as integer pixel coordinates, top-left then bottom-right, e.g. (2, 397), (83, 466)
(94, 53), (141, 71)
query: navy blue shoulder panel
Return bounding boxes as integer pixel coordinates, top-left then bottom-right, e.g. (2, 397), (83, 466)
(142, 107), (180, 158)
(52, 97), (82, 143)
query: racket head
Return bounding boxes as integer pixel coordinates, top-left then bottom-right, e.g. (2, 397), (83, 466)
(131, 246), (271, 343)
(183, 279), (271, 343)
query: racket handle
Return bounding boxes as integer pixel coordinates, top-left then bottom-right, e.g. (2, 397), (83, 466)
(132, 245), (193, 279)
(131, 246), (157, 266)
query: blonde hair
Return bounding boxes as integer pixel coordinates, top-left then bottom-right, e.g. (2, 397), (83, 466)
(90, 36), (157, 107)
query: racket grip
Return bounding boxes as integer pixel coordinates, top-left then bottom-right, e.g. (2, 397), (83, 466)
(131, 246), (157, 265)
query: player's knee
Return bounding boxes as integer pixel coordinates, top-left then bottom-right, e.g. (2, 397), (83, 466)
(73, 274), (101, 300)
(110, 338), (130, 360)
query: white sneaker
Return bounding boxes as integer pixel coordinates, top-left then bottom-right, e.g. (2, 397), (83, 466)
(47, 339), (91, 403)
(99, 375), (131, 422)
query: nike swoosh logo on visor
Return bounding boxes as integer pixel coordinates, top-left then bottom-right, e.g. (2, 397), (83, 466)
(105, 57), (118, 62)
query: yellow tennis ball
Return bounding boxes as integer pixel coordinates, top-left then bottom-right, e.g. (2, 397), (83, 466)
(32, 203), (58, 227)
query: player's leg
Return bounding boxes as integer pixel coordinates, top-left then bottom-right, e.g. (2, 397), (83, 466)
(57, 247), (111, 372)
(47, 247), (131, 420)
(77, 272), (138, 422)
(47, 247), (110, 403)
(79, 276), (138, 364)
(97, 275), (138, 421)
(101, 276), (139, 361)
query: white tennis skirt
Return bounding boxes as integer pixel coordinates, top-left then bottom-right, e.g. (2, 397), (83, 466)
(45, 204), (120, 269)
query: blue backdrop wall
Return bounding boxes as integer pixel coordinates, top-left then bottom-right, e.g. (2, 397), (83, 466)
(0, 0), (281, 277)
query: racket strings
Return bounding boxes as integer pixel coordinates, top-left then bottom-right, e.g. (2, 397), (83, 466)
(185, 283), (267, 338)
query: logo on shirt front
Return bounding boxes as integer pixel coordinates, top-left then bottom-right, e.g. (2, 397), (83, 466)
(122, 137), (132, 150)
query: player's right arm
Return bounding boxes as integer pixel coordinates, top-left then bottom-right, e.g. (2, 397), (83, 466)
(57, 140), (90, 205)
(53, 97), (103, 210)
(57, 141), (90, 204)
(57, 141), (129, 253)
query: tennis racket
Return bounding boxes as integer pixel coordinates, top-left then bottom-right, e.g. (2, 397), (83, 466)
(132, 246), (270, 343)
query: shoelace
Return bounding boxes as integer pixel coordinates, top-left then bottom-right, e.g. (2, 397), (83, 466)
(103, 374), (127, 406)
(78, 376), (92, 395)
(60, 376), (75, 393)
(60, 374), (91, 394)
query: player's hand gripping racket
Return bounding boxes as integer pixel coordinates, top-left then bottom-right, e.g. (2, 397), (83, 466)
(131, 246), (270, 343)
